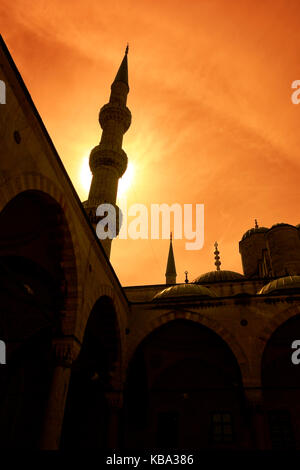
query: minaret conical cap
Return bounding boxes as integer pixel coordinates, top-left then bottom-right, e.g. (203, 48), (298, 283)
(113, 44), (129, 87)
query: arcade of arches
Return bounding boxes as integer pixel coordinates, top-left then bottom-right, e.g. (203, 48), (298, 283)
(0, 186), (299, 452)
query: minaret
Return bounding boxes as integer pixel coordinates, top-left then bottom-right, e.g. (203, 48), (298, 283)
(165, 233), (177, 284)
(84, 45), (131, 258)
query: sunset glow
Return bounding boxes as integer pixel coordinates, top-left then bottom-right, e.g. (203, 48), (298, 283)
(118, 161), (135, 200)
(1, 0), (300, 285)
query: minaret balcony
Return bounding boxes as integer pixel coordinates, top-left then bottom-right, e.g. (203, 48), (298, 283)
(89, 147), (128, 177)
(99, 104), (131, 132)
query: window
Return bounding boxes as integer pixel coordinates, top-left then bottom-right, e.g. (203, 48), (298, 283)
(211, 412), (233, 443)
(268, 410), (295, 449)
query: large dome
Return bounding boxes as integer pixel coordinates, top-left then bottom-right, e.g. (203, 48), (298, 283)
(258, 275), (300, 295)
(241, 226), (268, 241)
(193, 270), (244, 283)
(270, 223), (294, 229)
(153, 283), (217, 300)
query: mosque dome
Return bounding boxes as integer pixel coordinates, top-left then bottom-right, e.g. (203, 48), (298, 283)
(153, 283), (217, 300)
(269, 223), (295, 230)
(257, 275), (300, 295)
(193, 270), (244, 283)
(241, 226), (268, 241)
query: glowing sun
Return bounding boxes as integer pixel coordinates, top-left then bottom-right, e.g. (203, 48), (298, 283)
(118, 161), (135, 198)
(79, 155), (92, 195)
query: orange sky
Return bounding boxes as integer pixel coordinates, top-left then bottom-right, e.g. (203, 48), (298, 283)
(1, 0), (300, 286)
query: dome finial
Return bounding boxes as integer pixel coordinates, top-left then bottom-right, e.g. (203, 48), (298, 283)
(255, 219), (258, 229)
(214, 241), (221, 271)
(184, 271), (189, 283)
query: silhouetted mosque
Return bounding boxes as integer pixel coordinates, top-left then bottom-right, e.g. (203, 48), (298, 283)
(1, 35), (300, 449)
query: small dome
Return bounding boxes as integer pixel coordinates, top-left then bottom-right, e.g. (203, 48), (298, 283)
(270, 223), (294, 230)
(241, 227), (268, 241)
(153, 283), (217, 300)
(193, 270), (244, 283)
(258, 275), (300, 295)
(295, 224), (300, 229)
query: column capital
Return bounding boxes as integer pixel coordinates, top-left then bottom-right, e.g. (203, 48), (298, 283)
(51, 337), (81, 367)
(105, 390), (123, 409)
(244, 388), (264, 413)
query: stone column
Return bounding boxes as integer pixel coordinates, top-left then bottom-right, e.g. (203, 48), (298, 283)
(105, 390), (123, 448)
(244, 388), (269, 449)
(39, 337), (80, 450)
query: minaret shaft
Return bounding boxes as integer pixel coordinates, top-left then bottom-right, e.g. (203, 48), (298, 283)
(88, 167), (119, 206)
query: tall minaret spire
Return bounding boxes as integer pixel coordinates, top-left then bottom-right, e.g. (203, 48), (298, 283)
(165, 232), (177, 284)
(84, 46), (131, 258)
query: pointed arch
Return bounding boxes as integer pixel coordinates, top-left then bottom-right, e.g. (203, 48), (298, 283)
(127, 309), (250, 384)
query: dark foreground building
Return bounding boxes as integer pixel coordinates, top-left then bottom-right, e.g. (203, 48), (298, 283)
(0, 35), (300, 450)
